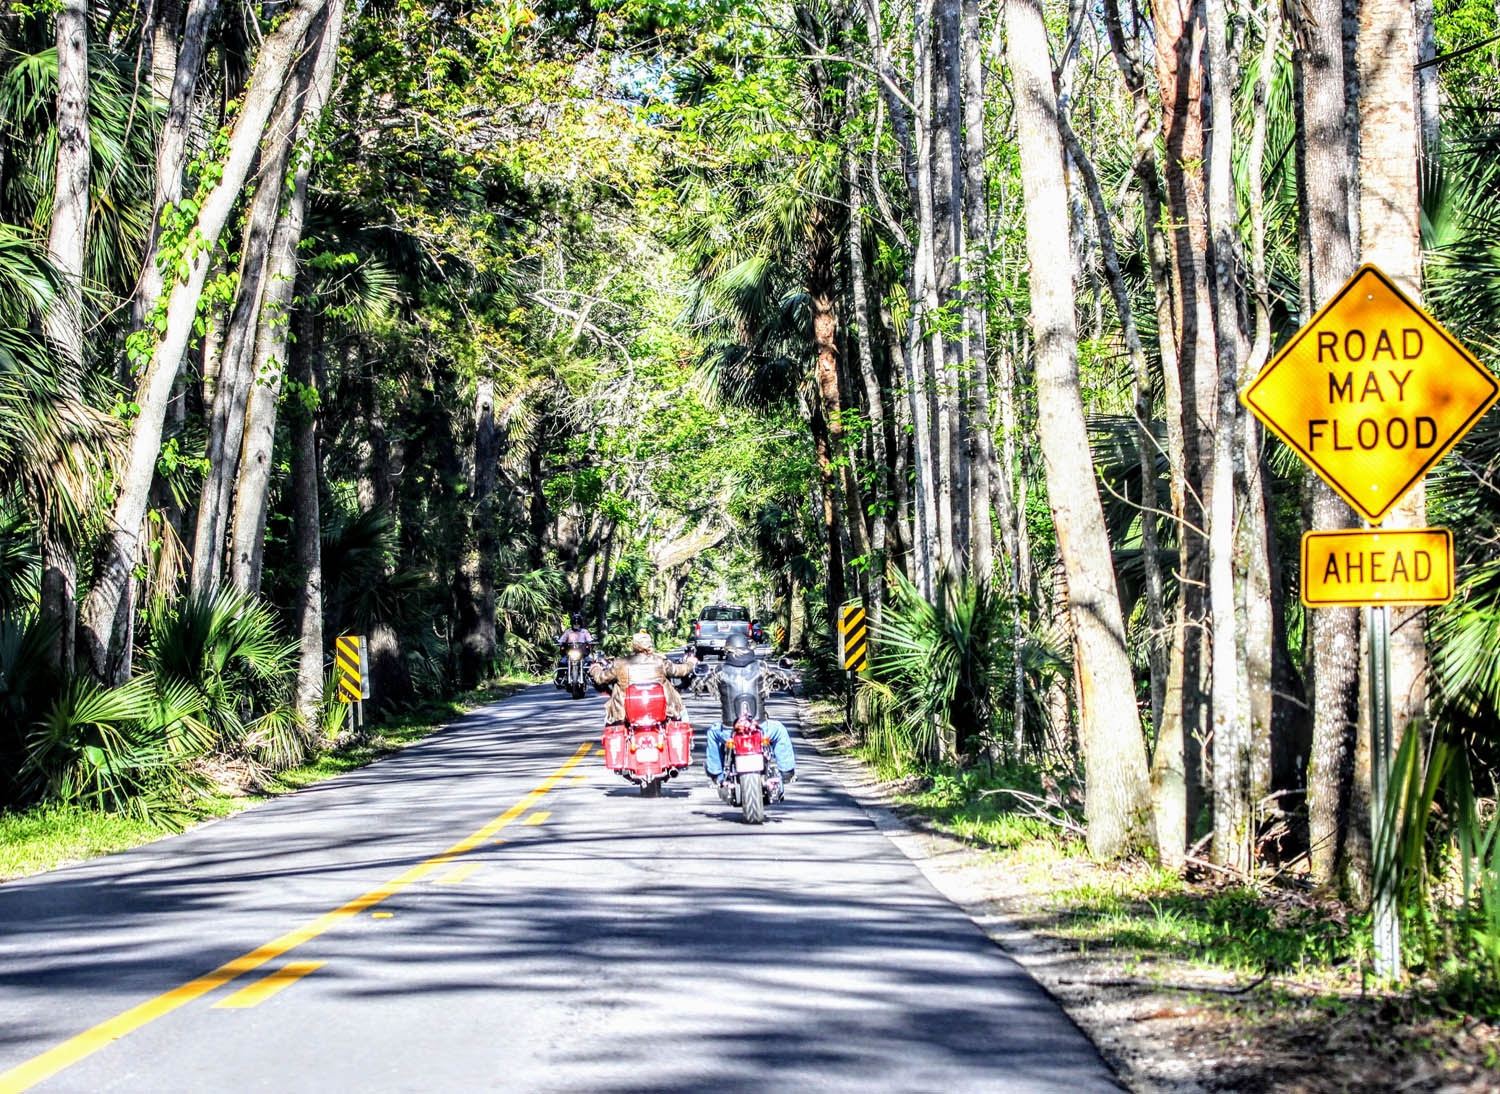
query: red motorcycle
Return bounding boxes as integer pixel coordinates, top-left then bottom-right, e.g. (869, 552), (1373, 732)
(600, 683), (693, 796)
(716, 711), (782, 824)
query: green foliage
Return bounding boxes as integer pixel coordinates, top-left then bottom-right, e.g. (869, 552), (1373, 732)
(140, 589), (301, 764)
(888, 764), (1065, 851)
(22, 674), (203, 827)
(1369, 724), (1500, 1006)
(1057, 882), (1357, 977)
(860, 570), (1068, 768)
(0, 802), (164, 880)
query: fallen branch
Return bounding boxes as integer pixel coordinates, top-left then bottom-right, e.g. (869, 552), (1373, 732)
(1056, 969), (1271, 995)
(977, 787), (1087, 838)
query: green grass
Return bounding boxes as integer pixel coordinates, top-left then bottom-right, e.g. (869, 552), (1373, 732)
(1051, 877), (1359, 977)
(0, 804), (167, 879)
(876, 754), (1360, 982)
(0, 677), (533, 881)
(882, 762), (1070, 852)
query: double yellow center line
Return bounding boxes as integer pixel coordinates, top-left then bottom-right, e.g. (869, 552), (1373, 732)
(0, 740), (593, 1094)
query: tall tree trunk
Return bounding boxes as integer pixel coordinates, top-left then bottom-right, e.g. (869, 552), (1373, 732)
(1413, 0), (1439, 159)
(1102, 0), (1190, 862)
(932, 0), (967, 576)
(1205, 0), (1253, 872)
(1006, 0), (1154, 857)
(192, 51), (317, 596)
(40, 0), (91, 678)
(1155, 0), (1213, 853)
(80, 0), (328, 681)
(1058, 104), (1170, 759)
(228, 0), (345, 597)
(1357, 0), (1426, 894)
(290, 307), (324, 724)
(909, 0), (941, 598)
(1244, 0), (1286, 814)
(846, 156), (889, 626)
(961, 0), (994, 580)
(1297, 0), (1363, 888)
(456, 376), (498, 687)
(130, 0), (222, 338)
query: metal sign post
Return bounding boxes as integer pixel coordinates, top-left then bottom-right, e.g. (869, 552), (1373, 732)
(1367, 603), (1400, 979)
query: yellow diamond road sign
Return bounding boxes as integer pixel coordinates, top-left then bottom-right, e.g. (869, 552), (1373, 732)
(1243, 264), (1498, 524)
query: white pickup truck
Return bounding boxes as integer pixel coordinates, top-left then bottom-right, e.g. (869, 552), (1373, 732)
(692, 603), (752, 659)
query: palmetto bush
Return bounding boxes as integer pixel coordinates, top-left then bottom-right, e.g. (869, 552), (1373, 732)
(22, 674), (208, 827)
(139, 589), (303, 769)
(857, 570), (1069, 770)
(3, 589), (303, 824)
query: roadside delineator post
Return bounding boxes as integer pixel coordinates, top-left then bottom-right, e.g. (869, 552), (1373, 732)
(335, 635), (370, 734)
(1243, 264), (1498, 981)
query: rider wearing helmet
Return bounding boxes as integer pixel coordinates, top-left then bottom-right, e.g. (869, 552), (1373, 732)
(591, 631), (696, 724)
(561, 613), (594, 646)
(704, 630), (796, 785)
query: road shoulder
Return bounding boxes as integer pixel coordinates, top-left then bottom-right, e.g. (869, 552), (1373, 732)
(790, 697), (1500, 1094)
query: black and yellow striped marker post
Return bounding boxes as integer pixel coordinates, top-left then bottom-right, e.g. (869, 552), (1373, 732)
(335, 635), (363, 703)
(839, 603), (868, 674)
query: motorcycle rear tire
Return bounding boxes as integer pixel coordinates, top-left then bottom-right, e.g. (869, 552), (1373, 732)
(641, 779), (662, 798)
(739, 772), (764, 824)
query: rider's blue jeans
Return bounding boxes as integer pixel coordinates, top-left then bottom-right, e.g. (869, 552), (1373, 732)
(704, 720), (795, 779)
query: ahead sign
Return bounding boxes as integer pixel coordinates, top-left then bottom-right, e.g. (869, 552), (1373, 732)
(1243, 265), (1498, 523)
(1301, 528), (1454, 608)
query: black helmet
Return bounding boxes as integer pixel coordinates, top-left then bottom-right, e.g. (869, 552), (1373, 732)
(725, 631), (751, 654)
(570, 613), (583, 627)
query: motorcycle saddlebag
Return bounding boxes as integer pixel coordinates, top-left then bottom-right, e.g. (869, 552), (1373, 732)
(624, 683), (667, 725)
(664, 720), (693, 767)
(602, 725), (628, 770)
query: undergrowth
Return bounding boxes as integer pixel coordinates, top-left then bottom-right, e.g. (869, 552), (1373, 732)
(0, 678), (530, 880)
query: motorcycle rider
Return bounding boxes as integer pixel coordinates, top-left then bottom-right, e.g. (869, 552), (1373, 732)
(704, 631), (796, 785)
(591, 631), (697, 724)
(560, 613), (594, 647)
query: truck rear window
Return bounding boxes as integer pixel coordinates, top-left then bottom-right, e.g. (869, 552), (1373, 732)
(702, 606), (750, 621)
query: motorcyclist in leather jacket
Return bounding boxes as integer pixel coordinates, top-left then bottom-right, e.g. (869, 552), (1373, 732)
(591, 631), (696, 724)
(704, 631), (796, 784)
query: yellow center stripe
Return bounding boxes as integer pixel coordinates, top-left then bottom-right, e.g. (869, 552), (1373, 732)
(435, 863), (482, 885)
(211, 961), (327, 1010)
(0, 741), (593, 1094)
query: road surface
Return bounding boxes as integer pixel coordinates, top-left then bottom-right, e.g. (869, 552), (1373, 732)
(0, 682), (1121, 1092)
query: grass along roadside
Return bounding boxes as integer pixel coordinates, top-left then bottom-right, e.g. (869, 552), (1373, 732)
(0, 677), (533, 882)
(803, 697), (1500, 1092)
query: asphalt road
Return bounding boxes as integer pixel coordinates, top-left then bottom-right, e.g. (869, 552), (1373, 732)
(0, 682), (1121, 1093)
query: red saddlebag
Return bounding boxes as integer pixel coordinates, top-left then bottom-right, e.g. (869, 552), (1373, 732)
(624, 683), (667, 725)
(602, 724), (628, 770)
(664, 720), (693, 767)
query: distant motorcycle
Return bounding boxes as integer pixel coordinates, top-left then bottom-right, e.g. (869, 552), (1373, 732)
(554, 641), (592, 700)
(600, 681), (693, 797)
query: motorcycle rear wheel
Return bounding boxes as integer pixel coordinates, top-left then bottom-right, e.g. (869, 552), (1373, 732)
(739, 772), (764, 824)
(641, 778), (662, 798)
